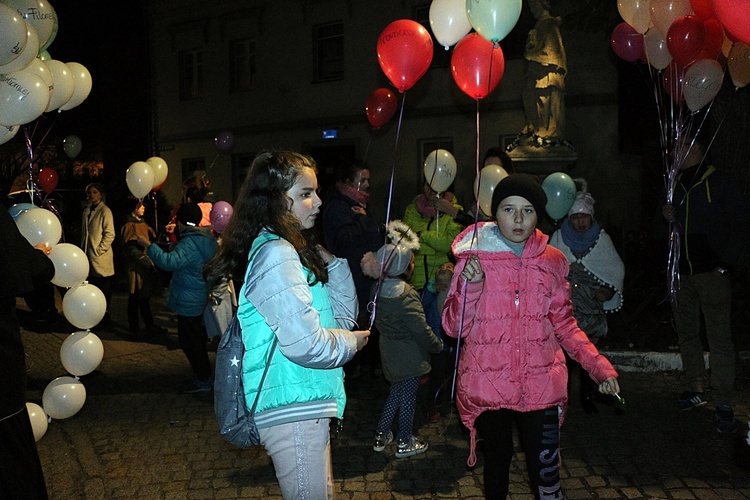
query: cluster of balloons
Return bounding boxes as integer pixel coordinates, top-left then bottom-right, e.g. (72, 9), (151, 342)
(374, 0), (519, 119)
(29, 328), (104, 440)
(125, 156), (169, 199)
(0, 0), (92, 140)
(613, 0), (750, 111)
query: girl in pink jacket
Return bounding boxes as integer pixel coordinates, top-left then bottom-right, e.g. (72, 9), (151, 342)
(442, 174), (620, 499)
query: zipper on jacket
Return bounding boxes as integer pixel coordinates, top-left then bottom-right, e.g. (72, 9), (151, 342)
(515, 289), (519, 307)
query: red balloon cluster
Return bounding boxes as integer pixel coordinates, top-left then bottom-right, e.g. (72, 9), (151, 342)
(365, 88), (397, 128)
(612, 0), (750, 110)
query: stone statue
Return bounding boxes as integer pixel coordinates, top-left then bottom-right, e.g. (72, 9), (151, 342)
(522, 0), (567, 141)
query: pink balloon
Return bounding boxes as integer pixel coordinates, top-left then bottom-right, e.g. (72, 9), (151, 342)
(611, 22), (645, 62)
(209, 201), (233, 234)
(214, 131), (235, 152)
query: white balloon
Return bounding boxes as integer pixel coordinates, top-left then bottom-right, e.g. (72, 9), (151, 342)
(60, 331), (104, 377)
(59, 62), (92, 111)
(423, 149), (457, 193)
(15, 207), (61, 246)
(0, 3), (28, 66)
(25, 57), (53, 90)
(25, 402), (48, 442)
(62, 283), (106, 330)
(429, 0), (472, 50)
(126, 161), (155, 199)
(2, 0), (56, 51)
(146, 156), (168, 187)
(44, 59), (74, 112)
(473, 165), (509, 217)
(0, 23), (39, 75)
(643, 28), (672, 71)
(0, 69), (50, 126)
(42, 376), (86, 420)
(49, 243), (89, 288)
(0, 123), (20, 145)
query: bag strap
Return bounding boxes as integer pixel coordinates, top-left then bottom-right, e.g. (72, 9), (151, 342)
(245, 231), (281, 417)
(248, 338), (276, 416)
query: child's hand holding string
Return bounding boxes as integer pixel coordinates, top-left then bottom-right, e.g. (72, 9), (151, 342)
(460, 254), (484, 283)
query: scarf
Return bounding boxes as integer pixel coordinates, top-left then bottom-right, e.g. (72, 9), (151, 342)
(336, 181), (370, 208)
(415, 192), (454, 218)
(560, 217), (601, 255)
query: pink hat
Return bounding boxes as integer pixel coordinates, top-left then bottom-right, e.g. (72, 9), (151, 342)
(568, 192), (595, 216)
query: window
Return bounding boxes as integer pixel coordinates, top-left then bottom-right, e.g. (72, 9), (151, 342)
(232, 152), (255, 200)
(413, 4), (451, 69)
(230, 38), (256, 92)
(313, 22), (344, 82)
(181, 157), (205, 183)
(179, 49), (203, 100)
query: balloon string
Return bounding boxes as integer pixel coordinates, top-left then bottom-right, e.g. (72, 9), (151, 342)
(473, 99), (481, 225)
(368, 90), (407, 331)
(23, 128), (36, 204)
(152, 191), (159, 232)
(362, 135), (373, 168)
(206, 152), (222, 174)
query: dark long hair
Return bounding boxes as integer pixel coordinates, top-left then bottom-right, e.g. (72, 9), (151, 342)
(204, 151), (328, 290)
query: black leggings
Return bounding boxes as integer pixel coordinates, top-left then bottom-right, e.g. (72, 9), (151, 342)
(475, 407), (562, 500)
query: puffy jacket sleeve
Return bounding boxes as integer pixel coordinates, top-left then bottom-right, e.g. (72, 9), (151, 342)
(442, 257), (484, 339)
(420, 213), (463, 256)
(325, 256), (359, 329)
(548, 259), (618, 384)
(147, 239), (197, 272)
(403, 291), (443, 354)
(246, 241), (357, 369)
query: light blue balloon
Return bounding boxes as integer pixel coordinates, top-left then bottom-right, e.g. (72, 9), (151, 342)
(9, 203), (36, 222)
(466, 0), (523, 44)
(541, 173), (576, 221)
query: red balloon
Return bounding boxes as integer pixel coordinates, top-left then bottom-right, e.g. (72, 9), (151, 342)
(450, 33), (506, 100)
(663, 61), (686, 103)
(377, 19), (433, 93)
(689, 0), (714, 21)
(711, 0), (750, 46)
(697, 17), (725, 60)
(611, 23), (644, 62)
(365, 88), (397, 128)
(38, 168), (58, 193)
(667, 15), (706, 66)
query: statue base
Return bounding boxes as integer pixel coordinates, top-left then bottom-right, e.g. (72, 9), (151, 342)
(506, 134), (577, 175)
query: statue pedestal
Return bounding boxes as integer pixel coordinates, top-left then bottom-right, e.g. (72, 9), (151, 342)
(507, 143), (578, 176)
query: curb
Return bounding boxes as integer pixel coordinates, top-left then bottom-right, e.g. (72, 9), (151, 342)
(600, 350), (750, 373)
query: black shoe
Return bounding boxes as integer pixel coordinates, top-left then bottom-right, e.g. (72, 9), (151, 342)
(146, 324), (168, 335)
(677, 391), (707, 410)
(715, 405), (738, 434)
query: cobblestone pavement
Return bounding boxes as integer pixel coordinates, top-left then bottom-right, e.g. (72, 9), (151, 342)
(19, 292), (750, 499)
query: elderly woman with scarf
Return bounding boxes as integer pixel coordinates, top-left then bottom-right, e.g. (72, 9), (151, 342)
(549, 189), (624, 413)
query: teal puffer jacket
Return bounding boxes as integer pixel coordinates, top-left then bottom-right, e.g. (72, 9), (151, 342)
(238, 231), (358, 428)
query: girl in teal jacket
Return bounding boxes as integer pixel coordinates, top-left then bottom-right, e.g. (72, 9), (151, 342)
(205, 151), (370, 500)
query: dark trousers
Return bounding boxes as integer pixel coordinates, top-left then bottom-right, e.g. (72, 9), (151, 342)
(177, 314), (212, 381)
(87, 275), (112, 313)
(0, 407), (49, 499)
(127, 292), (154, 332)
(475, 407), (562, 500)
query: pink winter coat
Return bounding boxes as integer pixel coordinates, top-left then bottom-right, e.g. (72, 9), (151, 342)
(442, 222), (618, 466)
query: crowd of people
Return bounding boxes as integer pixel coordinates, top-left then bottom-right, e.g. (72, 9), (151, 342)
(6, 140), (749, 499)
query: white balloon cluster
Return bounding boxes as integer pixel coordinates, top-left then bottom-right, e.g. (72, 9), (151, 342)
(0, 0), (93, 145)
(9, 203), (106, 440)
(126, 156), (169, 199)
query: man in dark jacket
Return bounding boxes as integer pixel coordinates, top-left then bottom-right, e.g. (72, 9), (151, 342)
(0, 207), (53, 498)
(662, 137), (750, 433)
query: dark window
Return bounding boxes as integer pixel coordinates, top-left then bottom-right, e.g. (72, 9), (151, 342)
(179, 49), (203, 100)
(230, 38), (256, 92)
(413, 4), (451, 69)
(314, 22), (344, 82)
(232, 152), (255, 200)
(181, 157), (206, 183)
